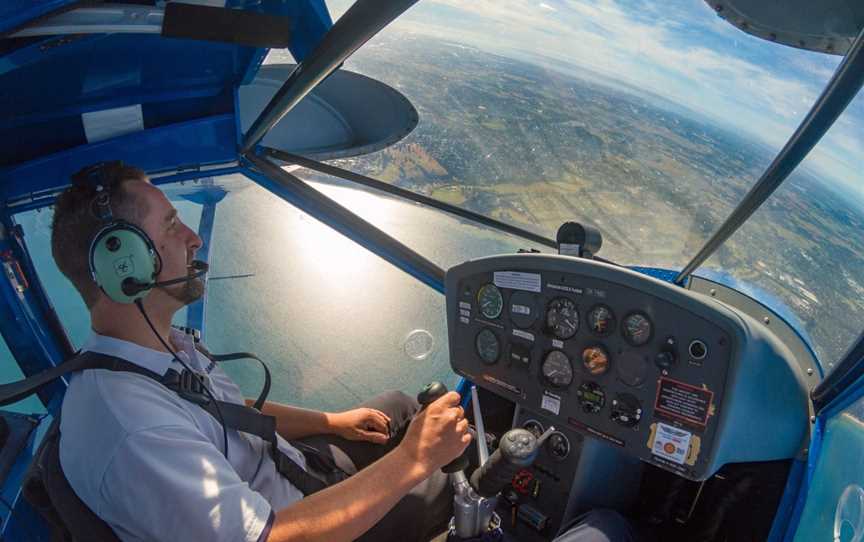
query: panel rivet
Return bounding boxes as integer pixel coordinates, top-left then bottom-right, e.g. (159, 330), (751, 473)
(810, 416), (816, 423)
(763, 316), (770, 324)
(807, 368), (814, 376)
(709, 289), (717, 296)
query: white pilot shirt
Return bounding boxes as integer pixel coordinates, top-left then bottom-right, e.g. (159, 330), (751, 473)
(60, 329), (308, 542)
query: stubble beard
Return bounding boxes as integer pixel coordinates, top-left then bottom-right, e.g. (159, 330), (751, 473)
(161, 275), (205, 305)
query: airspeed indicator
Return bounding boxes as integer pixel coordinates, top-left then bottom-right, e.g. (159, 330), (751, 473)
(477, 284), (503, 319)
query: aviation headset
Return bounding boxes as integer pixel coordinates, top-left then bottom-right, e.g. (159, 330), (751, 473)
(75, 161), (206, 304)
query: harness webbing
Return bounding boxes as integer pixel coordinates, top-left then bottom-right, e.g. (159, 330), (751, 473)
(0, 350), (329, 496)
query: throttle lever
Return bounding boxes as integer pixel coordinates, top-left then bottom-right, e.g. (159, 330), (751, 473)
(417, 382), (470, 473)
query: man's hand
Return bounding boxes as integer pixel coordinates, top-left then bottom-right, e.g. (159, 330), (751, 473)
(330, 408), (392, 444)
(396, 391), (472, 477)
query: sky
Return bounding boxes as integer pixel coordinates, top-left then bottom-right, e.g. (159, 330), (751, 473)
(325, 0), (862, 196)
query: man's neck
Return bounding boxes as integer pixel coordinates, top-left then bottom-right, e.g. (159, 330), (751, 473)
(91, 298), (178, 353)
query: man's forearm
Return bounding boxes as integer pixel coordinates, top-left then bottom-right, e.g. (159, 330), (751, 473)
(252, 400), (335, 440)
(267, 446), (430, 542)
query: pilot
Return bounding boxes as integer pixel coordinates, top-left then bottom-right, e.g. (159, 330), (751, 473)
(51, 162), (471, 542)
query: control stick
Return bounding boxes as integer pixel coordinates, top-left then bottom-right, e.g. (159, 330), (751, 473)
(419, 382), (551, 540)
(417, 382), (470, 473)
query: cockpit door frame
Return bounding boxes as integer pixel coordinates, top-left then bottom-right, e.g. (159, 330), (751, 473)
(777, 332), (864, 540)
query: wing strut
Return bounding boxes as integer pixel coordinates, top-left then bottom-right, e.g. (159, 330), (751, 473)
(240, 0), (420, 154)
(243, 153), (446, 291)
(674, 25), (864, 286)
(263, 148), (558, 249)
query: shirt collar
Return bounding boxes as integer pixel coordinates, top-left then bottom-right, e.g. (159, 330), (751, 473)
(82, 329), (191, 377)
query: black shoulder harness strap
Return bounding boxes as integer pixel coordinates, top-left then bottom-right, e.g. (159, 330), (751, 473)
(0, 350), (328, 496)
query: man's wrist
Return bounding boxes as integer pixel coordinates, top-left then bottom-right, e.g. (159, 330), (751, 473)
(389, 444), (435, 482)
(323, 411), (342, 436)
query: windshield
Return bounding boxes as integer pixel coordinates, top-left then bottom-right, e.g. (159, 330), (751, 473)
(268, 0), (860, 370)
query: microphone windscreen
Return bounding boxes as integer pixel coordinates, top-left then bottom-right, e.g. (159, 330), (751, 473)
(121, 278), (150, 296)
(189, 260), (209, 273)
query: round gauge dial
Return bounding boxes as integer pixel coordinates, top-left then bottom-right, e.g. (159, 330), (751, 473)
(509, 291), (538, 329)
(546, 432), (571, 461)
(546, 298), (579, 339)
(523, 419), (544, 439)
(610, 393), (642, 428)
(582, 345), (610, 375)
(616, 351), (649, 387)
(576, 381), (606, 413)
(475, 328), (500, 364)
(587, 305), (615, 336)
(477, 284), (503, 319)
(622, 312), (653, 346)
(541, 350), (574, 388)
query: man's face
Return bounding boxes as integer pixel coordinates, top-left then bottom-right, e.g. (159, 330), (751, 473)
(127, 180), (205, 307)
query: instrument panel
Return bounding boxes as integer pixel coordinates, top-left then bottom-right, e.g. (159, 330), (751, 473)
(446, 254), (740, 481)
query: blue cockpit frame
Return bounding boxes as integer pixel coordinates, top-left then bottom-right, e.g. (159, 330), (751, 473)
(0, 1), (862, 540)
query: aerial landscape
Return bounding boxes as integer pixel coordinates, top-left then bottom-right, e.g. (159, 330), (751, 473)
(281, 31), (864, 367)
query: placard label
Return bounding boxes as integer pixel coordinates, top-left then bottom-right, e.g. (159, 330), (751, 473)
(652, 422), (692, 465)
(655, 378), (713, 426)
(494, 271), (541, 292)
(541, 393), (561, 415)
(513, 329), (535, 342)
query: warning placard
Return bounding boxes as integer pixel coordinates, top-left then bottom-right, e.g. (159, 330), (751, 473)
(654, 378), (713, 427)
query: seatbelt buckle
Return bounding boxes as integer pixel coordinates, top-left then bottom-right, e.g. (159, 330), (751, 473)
(177, 369), (211, 405)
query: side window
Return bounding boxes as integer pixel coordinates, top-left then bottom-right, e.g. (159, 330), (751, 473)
(0, 338), (46, 414)
(794, 393), (864, 541)
(13, 174), (519, 414)
(203, 178), (462, 412)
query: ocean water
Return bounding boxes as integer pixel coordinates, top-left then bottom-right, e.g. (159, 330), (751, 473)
(7, 173), (530, 413)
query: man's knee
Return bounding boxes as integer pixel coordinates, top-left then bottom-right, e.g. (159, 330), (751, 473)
(555, 509), (639, 542)
(362, 390), (419, 424)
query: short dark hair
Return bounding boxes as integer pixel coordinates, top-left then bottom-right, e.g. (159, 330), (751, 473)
(51, 163), (149, 308)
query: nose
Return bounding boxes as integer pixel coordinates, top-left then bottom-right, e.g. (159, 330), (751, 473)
(185, 223), (203, 255)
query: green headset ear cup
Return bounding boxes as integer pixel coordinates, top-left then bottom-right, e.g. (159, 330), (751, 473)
(89, 221), (161, 304)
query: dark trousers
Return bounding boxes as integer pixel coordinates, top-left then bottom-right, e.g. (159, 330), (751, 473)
(555, 510), (654, 542)
(298, 391), (453, 542)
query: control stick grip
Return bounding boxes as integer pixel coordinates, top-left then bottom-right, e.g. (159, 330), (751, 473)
(470, 428), (539, 497)
(417, 382), (469, 473)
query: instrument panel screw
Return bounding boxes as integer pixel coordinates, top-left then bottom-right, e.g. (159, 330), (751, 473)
(807, 368), (814, 376)
(763, 316), (770, 324)
(709, 289), (716, 296)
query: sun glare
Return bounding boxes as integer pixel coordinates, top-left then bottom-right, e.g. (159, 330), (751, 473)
(290, 183), (394, 279)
